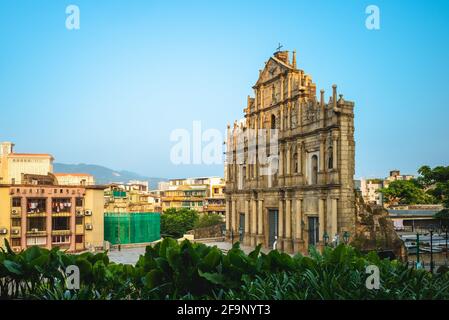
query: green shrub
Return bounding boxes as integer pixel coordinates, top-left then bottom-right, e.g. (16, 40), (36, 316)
(160, 208), (199, 238)
(194, 214), (224, 229)
(1, 239), (449, 300)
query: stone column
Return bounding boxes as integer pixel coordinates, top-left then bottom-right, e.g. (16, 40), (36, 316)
(284, 199), (292, 253)
(331, 198), (338, 237)
(280, 105), (284, 130)
(279, 146), (284, 177)
(257, 199), (264, 245)
(297, 142), (302, 175)
(295, 199), (302, 240)
(278, 198), (284, 250)
(287, 103), (291, 130)
(225, 200), (230, 237)
(46, 197), (52, 249)
(320, 89), (325, 127)
(244, 200), (250, 245)
(281, 76), (285, 100)
(286, 143), (291, 175)
(318, 199), (325, 245)
(251, 198), (257, 246)
(288, 74), (292, 98)
(301, 142), (306, 184)
(319, 135), (325, 173)
(332, 135), (338, 170)
(231, 200), (237, 238)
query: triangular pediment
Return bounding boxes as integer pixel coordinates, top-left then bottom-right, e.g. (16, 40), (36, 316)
(254, 57), (292, 87)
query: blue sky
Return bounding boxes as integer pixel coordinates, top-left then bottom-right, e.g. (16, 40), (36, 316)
(0, 0), (448, 179)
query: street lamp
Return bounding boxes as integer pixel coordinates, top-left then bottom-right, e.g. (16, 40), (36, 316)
(323, 232), (329, 246)
(343, 231), (350, 244)
(429, 227), (434, 274)
(444, 225), (449, 265)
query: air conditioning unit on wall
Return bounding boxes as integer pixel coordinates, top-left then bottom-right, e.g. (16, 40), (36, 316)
(11, 229), (20, 235)
(84, 210), (92, 216)
(0, 228), (7, 235)
(85, 223), (93, 230)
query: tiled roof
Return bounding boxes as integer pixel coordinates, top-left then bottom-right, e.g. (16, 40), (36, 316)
(8, 153), (53, 157)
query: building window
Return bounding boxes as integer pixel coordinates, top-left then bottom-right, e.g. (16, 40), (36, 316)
(12, 218), (21, 227)
(27, 217), (46, 231)
(75, 235), (83, 243)
(11, 239), (21, 247)
(27, 198), (46, 214)
(75, 197), (83, 207)
(52, 198), (72, 213)
(271, 114), (276, 130)
(52, 217), (70, 230)
(311, 155), (318, 185)
(12, 197), (21, 207)
(293, 152), (298, 173)
(328, 147), (333, 170)
(76, 217), (83, 225)
(52, 235), (70, 244)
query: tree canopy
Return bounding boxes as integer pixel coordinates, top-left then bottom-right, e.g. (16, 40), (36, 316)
(379, 165), (449, 208)
(160, 208), (199, 238)
(379, 179), (435, 205)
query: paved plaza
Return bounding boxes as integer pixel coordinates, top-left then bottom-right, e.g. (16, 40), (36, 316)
(107, 241), (275, 265)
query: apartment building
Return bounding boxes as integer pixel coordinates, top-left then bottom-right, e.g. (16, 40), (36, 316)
(160, 177), (225, 214)
(0, 141), (105, 252)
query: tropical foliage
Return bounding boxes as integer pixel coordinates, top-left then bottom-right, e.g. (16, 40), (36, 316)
(379, 180), (435, 205)
(160, 208), (199, 238)
(194, 214), (224, 229)
(1, 239), (449, 300)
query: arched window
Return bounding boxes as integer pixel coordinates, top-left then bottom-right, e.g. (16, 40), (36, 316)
(311, 155), (318, 184)
(293, 152), (298, 173)
(328, 147), (334, 170)
(271, 114), (276, 129)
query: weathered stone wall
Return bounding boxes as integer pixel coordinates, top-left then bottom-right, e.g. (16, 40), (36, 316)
(187, 223), (225, 239)
(352, 192), (407, 261)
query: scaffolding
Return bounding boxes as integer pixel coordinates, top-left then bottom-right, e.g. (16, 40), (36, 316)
(104, 212), (160, 245)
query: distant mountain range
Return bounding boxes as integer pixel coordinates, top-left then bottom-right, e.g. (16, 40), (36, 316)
(53, 163), (167, 189)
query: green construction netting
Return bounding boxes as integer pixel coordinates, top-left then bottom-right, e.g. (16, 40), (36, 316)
(104, 212), (160, 245)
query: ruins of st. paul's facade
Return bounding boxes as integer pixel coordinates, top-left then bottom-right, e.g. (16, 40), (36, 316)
(224, 50), (356, 254)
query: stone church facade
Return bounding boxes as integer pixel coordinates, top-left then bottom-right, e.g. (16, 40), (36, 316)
(224, 50), (356, 254)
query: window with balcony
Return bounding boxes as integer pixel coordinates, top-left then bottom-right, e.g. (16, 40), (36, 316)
(27, 217), (46, 232)
(11, 239), (21, 247)
(52, 198), (72, 213)
(27, 198), (46, 214)
(52, 217), (70, 230)
(12, 197), (21, 207)
(52, 235), (70, 244)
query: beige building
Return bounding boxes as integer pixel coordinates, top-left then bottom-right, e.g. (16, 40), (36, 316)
(225, 50), (356, 254)
(0, 174), (105, 253)
(104, 182), (162, 213)
(160, 177), (225, 214)
(0, 141), (105, 252)
(54, 173), (95, 186)
(204, 183), (225, 215)
(360, 178), (383, 205)
(383, 170), (414, 188)
(0, 142), (53, 185)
